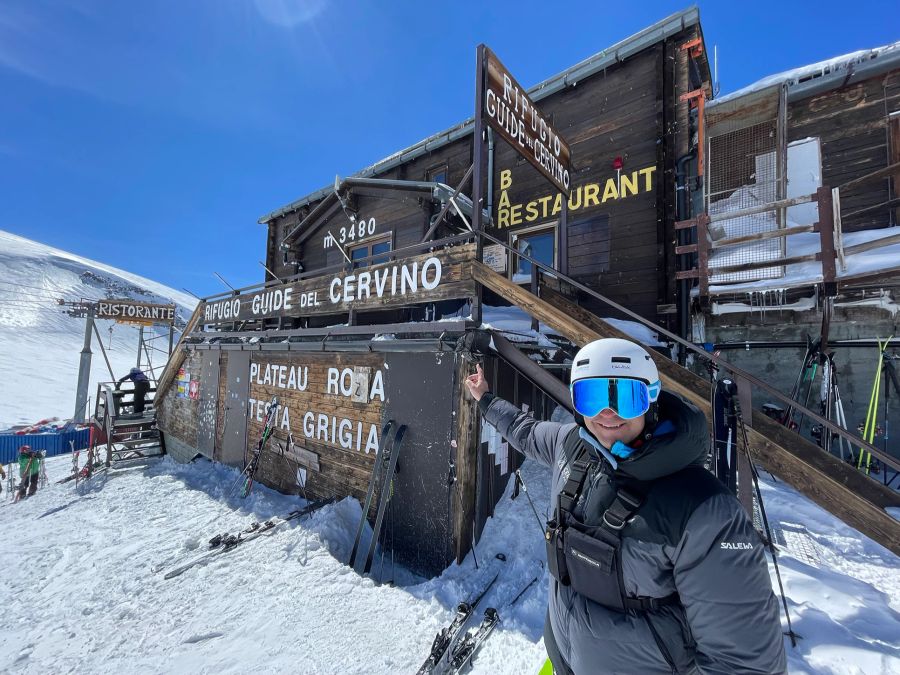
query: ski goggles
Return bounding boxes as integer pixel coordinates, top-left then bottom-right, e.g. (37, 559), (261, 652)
(570, 377), (661, 419)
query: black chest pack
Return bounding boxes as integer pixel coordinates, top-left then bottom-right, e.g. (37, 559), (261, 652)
(544, 428), (679, 613)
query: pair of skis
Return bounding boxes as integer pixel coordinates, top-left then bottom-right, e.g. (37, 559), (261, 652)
(230, 395), (280, 499)
(159, 497), (334, 579)
(418, 557), (542, 674)
(349, 420), (407, 576)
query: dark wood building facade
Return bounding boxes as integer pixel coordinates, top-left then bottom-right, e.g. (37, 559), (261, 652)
(156, 8), (713, 578)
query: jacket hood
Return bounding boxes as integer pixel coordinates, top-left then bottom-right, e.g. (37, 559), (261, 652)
(616, 390), (708, 481)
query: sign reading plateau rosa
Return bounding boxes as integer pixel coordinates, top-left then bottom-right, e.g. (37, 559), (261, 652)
(204, 250), (464, 323)
(482, 46), (572, 195)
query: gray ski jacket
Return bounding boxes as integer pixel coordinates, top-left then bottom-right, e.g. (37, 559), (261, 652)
(479, 390), (787, 674)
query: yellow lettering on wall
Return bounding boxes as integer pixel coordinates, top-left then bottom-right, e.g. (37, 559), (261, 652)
(620, 172), (638, 198)
(509, 204), (523, 226)
(602, 178), (619, 203)
(538, 195), (553, 219)
(552, 193), (562, 216)
(568, 185), (582, 210)
(583, 183), (601, 208)
(639, 166), (656, 191)
(494, 164), (656, 228)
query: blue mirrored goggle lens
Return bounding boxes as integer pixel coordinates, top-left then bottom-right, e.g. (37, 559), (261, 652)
(570, 378), (651, 419)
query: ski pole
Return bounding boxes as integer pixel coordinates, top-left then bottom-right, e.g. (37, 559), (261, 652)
(515, 470), (546, 536)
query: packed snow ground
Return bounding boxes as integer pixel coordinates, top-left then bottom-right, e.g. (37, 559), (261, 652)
(2, 453), (899, 674)
(0, 230), (196, 428)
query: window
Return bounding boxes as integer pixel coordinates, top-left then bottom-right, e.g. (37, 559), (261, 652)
(349, 234), (392, 269)
(510, 223), (556, 284)
(427, 163), (449, 186)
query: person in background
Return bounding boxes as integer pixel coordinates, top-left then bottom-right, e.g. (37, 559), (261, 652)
(117, 367), (151, 415)
(465, 337), (786, 674)
(0, 462), (6, 494)
(16, 445), (43, 499)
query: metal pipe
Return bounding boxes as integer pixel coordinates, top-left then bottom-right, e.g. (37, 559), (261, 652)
(74, 312), (94, 424)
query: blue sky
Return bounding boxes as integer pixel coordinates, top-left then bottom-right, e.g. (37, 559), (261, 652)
(1, 0), (897, 298)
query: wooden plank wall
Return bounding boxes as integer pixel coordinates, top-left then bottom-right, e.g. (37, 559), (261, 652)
(489, 45), (663, 321)
(247, 352), (385, 504)
(214, 351), (228, 461)
(156, 350), (202, 442)
(790, 69), (900, 231)
(266, 29), (704, 329)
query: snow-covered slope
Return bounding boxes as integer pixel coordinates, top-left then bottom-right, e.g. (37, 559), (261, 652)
(0, 230), (197, 428)
(1, 454), (898, 674)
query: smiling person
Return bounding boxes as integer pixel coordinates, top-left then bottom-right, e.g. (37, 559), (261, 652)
(465, 337), (786, 675)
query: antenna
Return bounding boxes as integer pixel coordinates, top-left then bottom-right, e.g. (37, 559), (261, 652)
(213, 272), (236, 292)
(181, 287), (201, 300)
(258, 260), (285, 284)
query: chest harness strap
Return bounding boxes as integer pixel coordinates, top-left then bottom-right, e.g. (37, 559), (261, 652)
(545, 429), (679, 613)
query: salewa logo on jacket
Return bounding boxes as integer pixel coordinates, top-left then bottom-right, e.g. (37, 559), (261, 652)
(720, 542), (754, 550)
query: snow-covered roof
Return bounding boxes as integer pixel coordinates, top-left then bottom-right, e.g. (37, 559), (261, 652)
(712, 40), (900, 107)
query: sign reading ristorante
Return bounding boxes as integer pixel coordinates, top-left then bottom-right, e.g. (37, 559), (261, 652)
(481, 46), (572, 195)
(204, 245), (476, 323)
(96, 300), (176, 325)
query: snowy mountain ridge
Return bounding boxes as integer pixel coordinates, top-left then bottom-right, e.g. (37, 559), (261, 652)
(0, 229), (197, 427)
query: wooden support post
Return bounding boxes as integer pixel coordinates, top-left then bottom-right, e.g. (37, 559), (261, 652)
(453, 354), (478, 563)
(697, 214), (710, 302)
(471, 45), (487, 328)
(817, 187), (837, 297)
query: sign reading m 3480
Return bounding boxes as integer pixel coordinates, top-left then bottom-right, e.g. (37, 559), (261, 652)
(481, 46), (572, 195)
(96, 300), (177, 325)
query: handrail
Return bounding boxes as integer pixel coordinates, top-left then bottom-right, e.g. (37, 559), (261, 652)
(476, 228), (900, 473)
(200, 233), (476, 303)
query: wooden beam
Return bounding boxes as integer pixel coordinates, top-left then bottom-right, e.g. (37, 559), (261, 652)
(707, 193), (816, 224)
(710, 223), (816, 249)
(468, 270), (900, 554)
(837, 160), (900, 193)
(841, 231), (900, 257)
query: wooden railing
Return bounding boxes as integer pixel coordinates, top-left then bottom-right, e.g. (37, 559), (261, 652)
(678, 162), (900, 298)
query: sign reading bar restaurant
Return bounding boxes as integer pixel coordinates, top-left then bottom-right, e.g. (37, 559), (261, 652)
(96, 300), (176, 325)
(204, 244), (476, 324)
(481, 46), (572, 195)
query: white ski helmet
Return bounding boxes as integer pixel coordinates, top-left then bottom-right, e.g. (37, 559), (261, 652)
(570, 338), (661, 398)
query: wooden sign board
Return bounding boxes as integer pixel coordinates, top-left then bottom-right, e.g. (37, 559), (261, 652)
(96, 300), (176, 326)
(481, 46), (572, 195)
(247, 352), (386, 501)
(204, 244), (476, 324)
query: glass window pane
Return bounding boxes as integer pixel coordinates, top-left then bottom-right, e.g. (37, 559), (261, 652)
(351, 246), (368, 269)
(513, 230), (554, 283)
(372, 241), (391, 265)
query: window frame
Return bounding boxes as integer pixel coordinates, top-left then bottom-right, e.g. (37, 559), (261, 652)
(348, 232), (393, 269)
(508, 221), (558, 284)
(426, 163), (449, 186)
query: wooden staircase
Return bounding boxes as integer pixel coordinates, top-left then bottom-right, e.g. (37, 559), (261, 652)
(471, 261), (900, 556)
